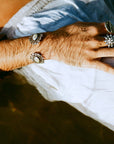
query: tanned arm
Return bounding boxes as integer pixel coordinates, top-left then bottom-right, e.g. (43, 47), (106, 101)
(0, 22), (114, 74)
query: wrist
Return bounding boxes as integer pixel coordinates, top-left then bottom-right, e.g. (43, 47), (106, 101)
(0, 31), (58, 71)
(37, 32), (57, 60)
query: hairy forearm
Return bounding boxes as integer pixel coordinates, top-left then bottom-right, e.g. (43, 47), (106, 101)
(0, 37), (33, 71)
(0, 22), (114, 75)
(0, 32), (58, 71)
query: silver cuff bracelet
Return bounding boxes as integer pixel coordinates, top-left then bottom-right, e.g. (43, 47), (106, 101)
(29, 33), (43, 45)
(29, 33), (44, 63)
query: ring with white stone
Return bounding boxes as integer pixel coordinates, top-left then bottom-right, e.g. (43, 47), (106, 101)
(29, 33), (43, 45)
(30, 52), (44, 63)
(104, 34), (114, 48)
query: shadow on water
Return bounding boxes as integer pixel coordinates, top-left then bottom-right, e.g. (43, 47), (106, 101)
(0, 72), (114, 144)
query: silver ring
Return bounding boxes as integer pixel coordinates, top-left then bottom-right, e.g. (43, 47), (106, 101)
(105, 21), (114, 33)
(30, 52), (44, 63)
(104, 34), (114, 48)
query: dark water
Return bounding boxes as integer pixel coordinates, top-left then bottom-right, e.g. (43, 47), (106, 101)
(0, 72), (114, 144)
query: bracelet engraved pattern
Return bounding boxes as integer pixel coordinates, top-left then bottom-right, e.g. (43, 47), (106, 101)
(29, 33), (43, 45)
(29, 33), (44, 63)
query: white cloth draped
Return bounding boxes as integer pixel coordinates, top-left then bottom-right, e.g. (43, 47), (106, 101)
(1, 0), (114, 131)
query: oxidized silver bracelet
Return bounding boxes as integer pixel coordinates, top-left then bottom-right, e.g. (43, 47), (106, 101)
(30, 52), (44, 63)
(29, 33), (43, 45)
(29, 33), (44, 63)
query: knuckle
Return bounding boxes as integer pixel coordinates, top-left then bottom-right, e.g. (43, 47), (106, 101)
(88, 26), (98, 34)
(91, 50), (97, 58)
(84, 49), (90, 56)
(80, 26), (88, 32)
(97, 41), (103, 47)
(89, 26), (97, 31)
(85, 37), (98, 48)
(84, 36), (91, 42)
(85, 49), (96, 58)
(94, 49), (100, 57)
(89, 40), (97, 48)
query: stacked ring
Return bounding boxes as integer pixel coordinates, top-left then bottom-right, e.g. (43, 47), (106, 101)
(105, 21), (114, 33)
(104, 21), (114, 48)
(104, 34), (114, 48)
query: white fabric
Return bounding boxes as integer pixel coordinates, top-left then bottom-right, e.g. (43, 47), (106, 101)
(1, 0), (114, 131)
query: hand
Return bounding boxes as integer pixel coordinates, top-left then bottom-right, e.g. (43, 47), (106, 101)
(42, 22), (114, 74)
(0, 22), (114, 74)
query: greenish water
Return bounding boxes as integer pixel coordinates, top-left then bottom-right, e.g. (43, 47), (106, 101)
(0, 72), (114, 144)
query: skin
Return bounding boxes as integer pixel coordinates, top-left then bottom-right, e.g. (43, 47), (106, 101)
(0, 0), (114, 74)
(0, 0), (31, 27)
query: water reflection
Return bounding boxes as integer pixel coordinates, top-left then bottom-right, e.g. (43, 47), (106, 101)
(0, 72), (114, 144)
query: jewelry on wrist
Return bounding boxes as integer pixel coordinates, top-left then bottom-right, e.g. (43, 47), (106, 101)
(29, 33), (44, 63)
(29, 33), (43, 44)
(30, 52), (44, 63)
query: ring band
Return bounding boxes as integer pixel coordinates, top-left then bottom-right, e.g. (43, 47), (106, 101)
(105, 21), (114, 33)
(104, 34), (114, 48)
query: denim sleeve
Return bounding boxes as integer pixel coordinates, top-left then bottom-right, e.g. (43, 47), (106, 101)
(104, 0), (114, 14)
(14, 0), (114, 38)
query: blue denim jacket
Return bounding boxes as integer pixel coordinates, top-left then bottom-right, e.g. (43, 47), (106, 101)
(104, 0), (114, 14)
(14, 0), (114, 38)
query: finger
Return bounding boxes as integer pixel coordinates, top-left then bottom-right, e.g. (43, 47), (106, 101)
(86, 23), (108, 36)
(78, 22), (112, 36)
(90, 60), (114, 74)
(94, 48), (114, 58)
(88, 36), (107, 49)
(95, 22), (110, 35)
